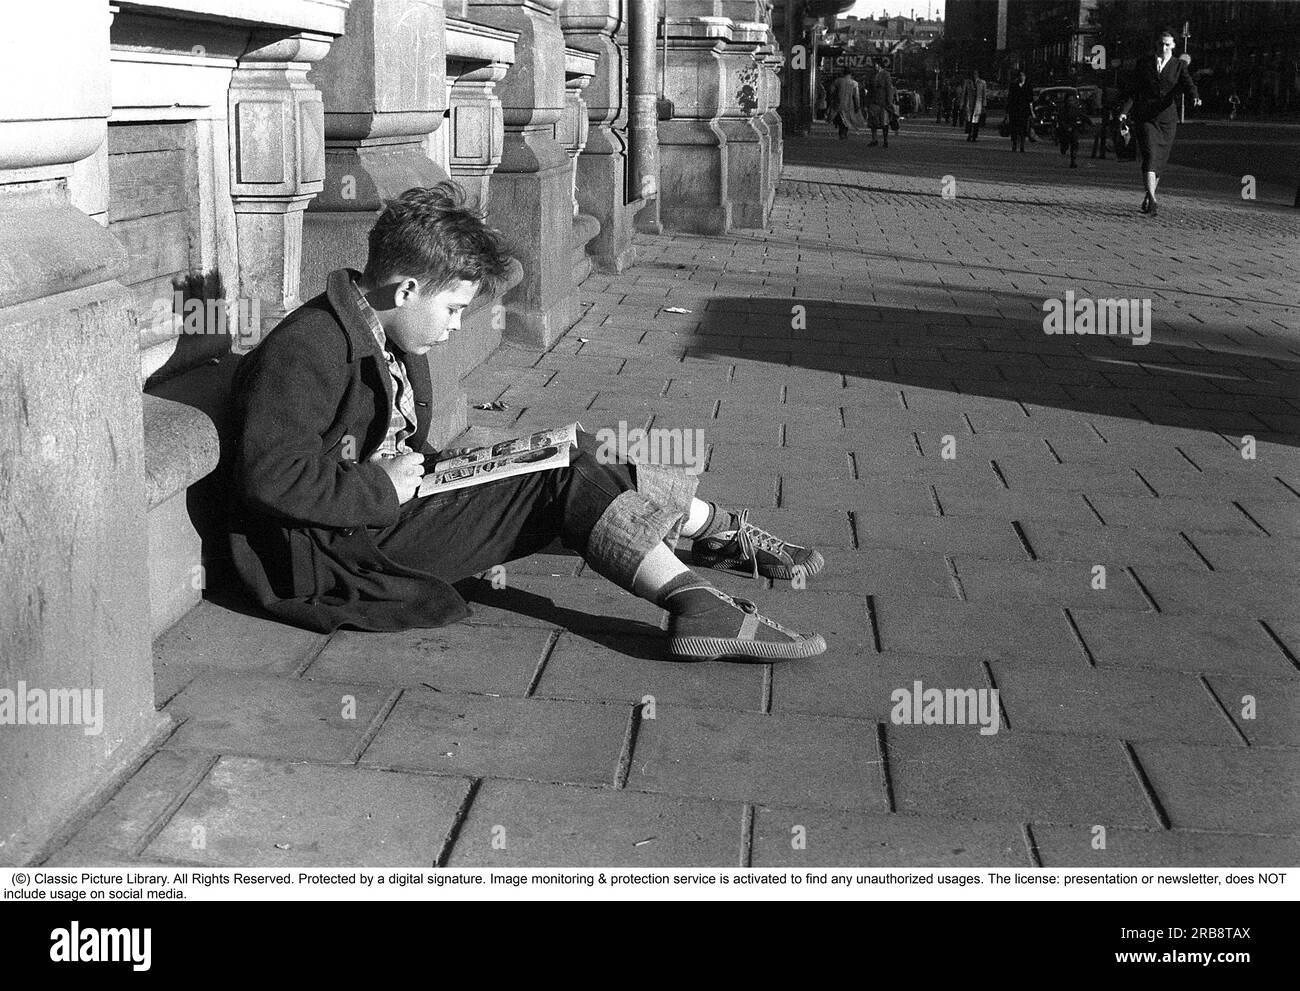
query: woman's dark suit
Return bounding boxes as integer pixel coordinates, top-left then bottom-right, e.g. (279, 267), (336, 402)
(1122, 55), (1199, 175)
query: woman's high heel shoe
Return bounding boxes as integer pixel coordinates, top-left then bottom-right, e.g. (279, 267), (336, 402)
(1140, 194), (1151, 213)
(1149, 200), (1158, 217)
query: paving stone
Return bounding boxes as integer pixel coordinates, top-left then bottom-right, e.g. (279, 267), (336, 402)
(931, 487), (1106, 525)
(1015, 520), (1210, 566)
(1032, 824), (1300, 868)
(751, 807), (1030, 867)
(991, 458), (1158, 497)
(771, 649), (990, 721)
(885, 727), (1158, 827)
(1045, 437), (1217, 472)
(307, 626), (554, 694)
(1069, 609), (1297, 676)
(144, 756), (469, 867)
(534, 631), (764, 710)
(153, 599), (325, 675)
(164, 672), (390, 762)
(871, 594), (1081, 663)
(627, 707), (886, 810)
(852, 508), (1030, 559)
(445, 779), (743, 867)
(991, 664), (1239, 744)
(1127, 565), (1292, 620)
(1203, 675), (1300, 747)
(1135, 467), (1292, 502)
(360, 689), (629, 786)
(1233, 498), (1300, 538)
(1085, 493), (1259, 532)
(779, 476), (937, 514)
(46, 750), (214, 862)
(1182, 530), (1300, 576)
(950, 558), (1152, 611)
(1131, 743), (1300, 834)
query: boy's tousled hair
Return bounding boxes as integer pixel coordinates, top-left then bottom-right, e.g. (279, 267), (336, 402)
(363, 181), (510, 296)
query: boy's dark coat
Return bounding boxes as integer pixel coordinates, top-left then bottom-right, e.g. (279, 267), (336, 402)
(227, 268), (471, 632)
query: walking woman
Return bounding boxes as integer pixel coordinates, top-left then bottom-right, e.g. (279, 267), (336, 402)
(1007, 69), (1031, 152)
(1119, 27), (1201, 216)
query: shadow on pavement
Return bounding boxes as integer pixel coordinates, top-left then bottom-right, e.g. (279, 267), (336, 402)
(693, 298), (1300, 447)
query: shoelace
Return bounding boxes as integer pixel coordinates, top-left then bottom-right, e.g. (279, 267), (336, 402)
(698, 588), (796, 637)
(731, 509), (787, 580)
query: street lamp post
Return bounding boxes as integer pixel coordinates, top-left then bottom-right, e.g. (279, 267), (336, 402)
(1180, 21), (1191, 122)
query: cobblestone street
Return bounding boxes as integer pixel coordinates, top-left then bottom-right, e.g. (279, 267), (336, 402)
(48, 119), (1300, 869)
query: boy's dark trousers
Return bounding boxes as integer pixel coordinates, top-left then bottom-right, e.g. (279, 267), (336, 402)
(376, 432), (665, 586)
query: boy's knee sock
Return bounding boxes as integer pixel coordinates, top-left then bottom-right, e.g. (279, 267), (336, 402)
(630, 546), (731, 618)
(680, 500), (740, 540)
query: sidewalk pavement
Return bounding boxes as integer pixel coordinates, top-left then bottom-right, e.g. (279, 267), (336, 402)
(46, 120), (1300, 869)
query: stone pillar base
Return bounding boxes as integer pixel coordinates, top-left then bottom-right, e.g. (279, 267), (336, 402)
(718, 117), (767, 229)
(658, 119), (731, 234)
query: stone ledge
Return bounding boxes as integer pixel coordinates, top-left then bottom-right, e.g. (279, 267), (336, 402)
(142, 382), (222, 510)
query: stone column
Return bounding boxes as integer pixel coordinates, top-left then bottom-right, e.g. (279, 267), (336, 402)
(561, 0), (637, 273)
(760, 43), (784, 209)
(657, 16), (732, 234)
(0, 1), (170, 865)
(718, 21), (771, 228)
(446, 15), (516, 210)
(301, 0), (450, 300)
(774, 0), (812, 136)
(562, 48), (600, 284)
(469, 0), (577, 349)
(227, 31), (330, 328)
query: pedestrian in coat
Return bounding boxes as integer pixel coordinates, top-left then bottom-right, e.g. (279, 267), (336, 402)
(1007, 69), (1031, 152)
(867, 61), (896, 147)
(829, 68), (860, 140)
(1119, 27), (1201, 216)
(961, 69), (987, 141)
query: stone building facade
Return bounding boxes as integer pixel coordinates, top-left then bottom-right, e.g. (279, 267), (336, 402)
(0, 0), (784, 864)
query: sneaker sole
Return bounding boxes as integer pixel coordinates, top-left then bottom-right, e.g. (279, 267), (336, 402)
(693, 548), (826, 581)
(668, 633), (828, 662)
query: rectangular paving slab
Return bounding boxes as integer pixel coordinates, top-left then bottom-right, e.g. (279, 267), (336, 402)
(44, 750), (215, 863)
(360, 689), (630, 787)
(1130, 742), (1300, 834)
(990, 664), (1240, 745)
(750, 806), (1031, 868)
(164, 671), (391, 763)
(444, 779), (744, 868)
(1032, 823), (1300, 868)
(771, 649), (992, 722)
(1068, 609), (1297, 676)
(871, 594), (1082, 663)
(1202, 674), (1300, 747)
(307, 626), (554, 695)
(884, 727), (1159, 827)
(143, 756), (469, 867)
(627, 707), (887, 811)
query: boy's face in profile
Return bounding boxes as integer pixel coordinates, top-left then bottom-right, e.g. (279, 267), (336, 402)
(369, 278), (480, 355)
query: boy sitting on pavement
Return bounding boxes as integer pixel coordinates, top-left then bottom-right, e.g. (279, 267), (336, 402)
(228, 182), (827, 661)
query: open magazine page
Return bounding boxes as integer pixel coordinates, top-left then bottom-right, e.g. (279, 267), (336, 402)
(417, 423), (581, 497)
